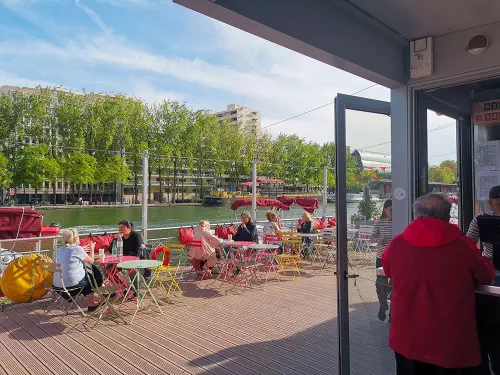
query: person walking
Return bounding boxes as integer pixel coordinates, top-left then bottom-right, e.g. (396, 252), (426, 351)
(371, 199), (393, 321)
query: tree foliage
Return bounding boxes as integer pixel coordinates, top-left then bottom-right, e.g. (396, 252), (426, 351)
(358, 187), (378, 219)
(0, 88), (380, 202)
(428, 160), (457, 184)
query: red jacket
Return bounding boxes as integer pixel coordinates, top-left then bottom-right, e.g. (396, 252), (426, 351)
(382, 217), (494, 369)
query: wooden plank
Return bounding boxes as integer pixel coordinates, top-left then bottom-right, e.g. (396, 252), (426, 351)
(14, 305), (124, 375)
(4, 307), (107, 375)
(141, 309), (334, 375)
(0, 265), (394, 375)
(0, 338), (32, 375)
(0, 314), (66, 375)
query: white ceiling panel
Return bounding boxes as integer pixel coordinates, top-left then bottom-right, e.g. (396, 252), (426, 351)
(346, 0), (500, 40)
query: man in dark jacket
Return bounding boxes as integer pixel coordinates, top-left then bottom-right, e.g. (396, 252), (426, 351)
(234, 211), (259, 243)
(383, 193), (494, 374)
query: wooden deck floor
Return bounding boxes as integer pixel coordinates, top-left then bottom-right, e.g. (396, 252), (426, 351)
(0, 263), (394, 375)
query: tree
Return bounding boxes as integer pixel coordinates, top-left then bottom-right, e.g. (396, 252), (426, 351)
(125, 100), (149, 202)
(43, 157), (61, 204)
(65, 152), (97, 201)
(106, 155), (131, 190)
(0, 153), (13, 190)
(428, 164), (456, 184)
(14, 145), (51, 202)
(26, 89), (52, 146)
(357, 187), (378, 219)
(55, 91), (86, 151)
(440, 160), (456, 170)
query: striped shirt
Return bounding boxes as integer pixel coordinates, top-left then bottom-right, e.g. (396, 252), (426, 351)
(466, 212), (495, 260)
(370, 219), (393, 258)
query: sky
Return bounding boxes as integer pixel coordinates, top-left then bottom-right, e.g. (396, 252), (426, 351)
(0, 0), (456, 164)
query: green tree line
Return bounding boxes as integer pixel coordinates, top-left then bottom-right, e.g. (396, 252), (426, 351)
(0, 88), (385, 204)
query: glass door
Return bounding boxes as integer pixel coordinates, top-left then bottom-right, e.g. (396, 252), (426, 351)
(415, 91), (473, 230)
(334, 94), (392, 375)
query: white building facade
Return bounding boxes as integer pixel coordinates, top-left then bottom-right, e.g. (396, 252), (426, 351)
(204, 103), (261, 136)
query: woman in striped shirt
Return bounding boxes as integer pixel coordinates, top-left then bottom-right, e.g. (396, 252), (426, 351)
(370, 199), (393, 321)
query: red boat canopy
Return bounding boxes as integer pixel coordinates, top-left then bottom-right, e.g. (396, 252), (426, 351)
(277, 196), (320, 214)
(237, 181), (253, 187)
(0, 208), (43, 240)
(231, 198), (290, 211)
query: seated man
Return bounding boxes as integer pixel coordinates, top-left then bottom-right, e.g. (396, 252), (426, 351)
(383, 193), (494, 374)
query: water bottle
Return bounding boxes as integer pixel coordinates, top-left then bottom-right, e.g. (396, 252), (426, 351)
(117, 234), (124, 258)
(111, 238), (118, 257)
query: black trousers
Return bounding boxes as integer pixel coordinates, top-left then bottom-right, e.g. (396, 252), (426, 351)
(376, 258), (391, 310)
(395, 353), (480, 375)
(476, 294), (500, 374)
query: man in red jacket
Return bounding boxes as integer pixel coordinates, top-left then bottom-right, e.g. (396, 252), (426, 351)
(383, 193), (494, 374)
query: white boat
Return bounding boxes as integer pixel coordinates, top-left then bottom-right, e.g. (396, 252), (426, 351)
(328, 192), (383, 203)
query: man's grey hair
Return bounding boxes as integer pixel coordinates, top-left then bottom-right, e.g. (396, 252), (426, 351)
(413, 193), (452, 221)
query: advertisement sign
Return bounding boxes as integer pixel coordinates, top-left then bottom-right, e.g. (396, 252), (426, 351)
(473, 100), (500, 125)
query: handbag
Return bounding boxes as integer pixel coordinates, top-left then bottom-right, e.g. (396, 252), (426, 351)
(178, 227), (194, 244)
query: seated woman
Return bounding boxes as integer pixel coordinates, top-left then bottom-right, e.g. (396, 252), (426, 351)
(118, 220), (143, 257)
(263, 210), (282, 237)
(234, 211), (259, 243)
(54, 229), (102, 312)
(296, 211), (314, 256)
(297, 211), (313, 234)
(190, 219), (222, 273)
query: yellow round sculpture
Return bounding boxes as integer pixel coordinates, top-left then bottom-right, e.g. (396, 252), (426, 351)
(1, 254), (53, 303)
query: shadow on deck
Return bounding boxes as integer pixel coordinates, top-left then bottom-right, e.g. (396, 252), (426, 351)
(0, 261), (394, 375)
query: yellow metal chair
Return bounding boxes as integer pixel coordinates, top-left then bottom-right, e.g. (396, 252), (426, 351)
(276, 236), (302, 279)
(280, 232), (296, 242)
(150, 243), (187, 303)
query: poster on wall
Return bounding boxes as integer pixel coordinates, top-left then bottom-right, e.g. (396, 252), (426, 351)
(476, 141), (500, 171)
(477, 170), (500, 200)
(473, 100), (500, 125)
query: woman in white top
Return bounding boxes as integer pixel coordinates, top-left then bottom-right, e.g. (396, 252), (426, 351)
(54, 229), (100, 311)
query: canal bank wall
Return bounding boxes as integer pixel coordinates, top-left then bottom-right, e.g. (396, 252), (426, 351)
(21, 202), (203, 210)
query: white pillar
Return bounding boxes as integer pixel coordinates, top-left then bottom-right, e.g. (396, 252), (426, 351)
(252, 159), (257, 222)
(323, 166), (328, 217)
(142, 150), (149, 244)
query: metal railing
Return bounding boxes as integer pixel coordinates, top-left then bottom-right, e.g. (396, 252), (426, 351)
(0, 217), (306, 263)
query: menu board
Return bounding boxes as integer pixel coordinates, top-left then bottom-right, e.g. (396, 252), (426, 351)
(473, 100), (500, 125)
(476, 141), (500, 171)
(477, 171), (500, 200)
(476, 141), (500, 199)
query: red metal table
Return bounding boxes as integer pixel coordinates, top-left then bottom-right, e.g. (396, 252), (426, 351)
(97, 255), (139, 299)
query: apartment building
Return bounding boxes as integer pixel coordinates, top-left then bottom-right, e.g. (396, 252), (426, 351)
(204, 104), (261, 136)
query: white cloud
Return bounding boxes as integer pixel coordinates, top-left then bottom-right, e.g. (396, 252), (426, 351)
(92, 0), (161, 6)
(74, 0), (111, 33)
(129, 78), (184, 103)
(0, 70), (58, 89)
(0, 28), (392, 147)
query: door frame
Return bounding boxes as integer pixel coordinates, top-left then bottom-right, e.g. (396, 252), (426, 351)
(414, 91), (473, 230)
(334, 94), (391, 375)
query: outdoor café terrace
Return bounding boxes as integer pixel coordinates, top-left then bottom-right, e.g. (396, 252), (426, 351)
(0, 218), (393, 375)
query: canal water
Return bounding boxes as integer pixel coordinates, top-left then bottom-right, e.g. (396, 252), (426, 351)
(40, 202), (364, 235)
